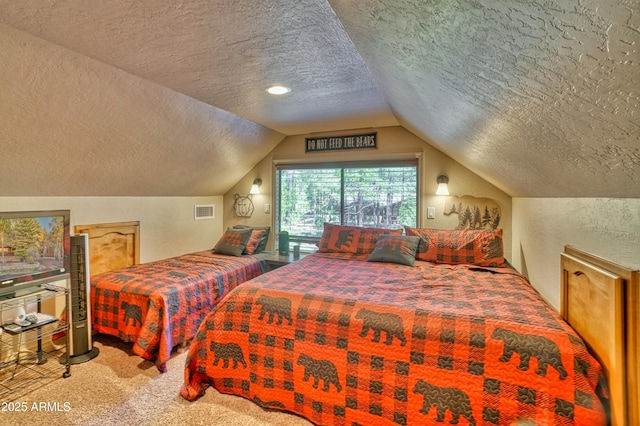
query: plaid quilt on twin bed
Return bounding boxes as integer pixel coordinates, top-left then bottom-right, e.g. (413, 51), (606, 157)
(181, 253), (607, 425)
(91, 251), (266, 371)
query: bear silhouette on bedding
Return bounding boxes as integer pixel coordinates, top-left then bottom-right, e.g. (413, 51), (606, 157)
(210, 341), (247, 368)
(355, 308), (407, 346)
(413, 379), (476, 425)
(297, 353), (342, 392)
(492, 327), (567, 379)
(120, 301), (142, 327)
(256, 294), (293, 325)
(335, 230), (354, 249)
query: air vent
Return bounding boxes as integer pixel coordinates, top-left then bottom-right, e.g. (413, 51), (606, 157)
(195, 204), (215, 220)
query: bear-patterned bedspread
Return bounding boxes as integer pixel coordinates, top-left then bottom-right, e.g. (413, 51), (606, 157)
(91, 251), (266, 371)
(180, 253), (607, 425)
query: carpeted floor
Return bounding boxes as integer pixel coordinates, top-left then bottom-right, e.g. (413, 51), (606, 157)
(2, 334), (313, 426)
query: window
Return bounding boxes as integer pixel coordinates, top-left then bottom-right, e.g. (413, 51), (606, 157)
(276, 160), (418, 250)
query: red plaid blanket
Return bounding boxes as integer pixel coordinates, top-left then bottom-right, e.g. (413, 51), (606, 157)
(91, 251), (266, 371)
(181, 253), (607, 425)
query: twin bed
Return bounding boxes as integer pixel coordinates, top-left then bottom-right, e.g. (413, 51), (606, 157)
(81, 221), (638, 425)
(78, 222), (270, 371)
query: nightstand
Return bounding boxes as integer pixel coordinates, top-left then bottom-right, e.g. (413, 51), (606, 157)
(264, 252), (309, 271)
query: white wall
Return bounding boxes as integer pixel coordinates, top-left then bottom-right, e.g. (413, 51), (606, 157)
(1, 196), (223, 337)
(0, 196), (223, 263)
(224, 126), (513, 259)
(512, 197), (640, 310)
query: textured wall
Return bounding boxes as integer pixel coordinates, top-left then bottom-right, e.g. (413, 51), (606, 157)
(0, 23), (283, 197)
(330, 0), (640, 197)
(512, 197), (640, 309)
(1, 1), (637, 198)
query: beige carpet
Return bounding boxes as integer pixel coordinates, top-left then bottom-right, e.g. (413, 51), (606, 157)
(4, 334), (313, 426)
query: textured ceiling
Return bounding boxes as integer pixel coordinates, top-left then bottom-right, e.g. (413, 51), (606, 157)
(0, 0), (638, 197)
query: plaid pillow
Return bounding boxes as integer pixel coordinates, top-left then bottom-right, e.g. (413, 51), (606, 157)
(367, 235), (421, 266)
(405, 227), (505, 267)
(233, 225), (270, 253)
(213, 228), (252, 256)
(243, 229), (267, 255)
(318, 223), (403, 255)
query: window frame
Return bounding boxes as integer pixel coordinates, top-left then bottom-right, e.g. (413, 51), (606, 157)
(274, 159), (420, 249)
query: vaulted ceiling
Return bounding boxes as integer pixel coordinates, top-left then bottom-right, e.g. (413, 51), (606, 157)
(1, 0), (638, 197)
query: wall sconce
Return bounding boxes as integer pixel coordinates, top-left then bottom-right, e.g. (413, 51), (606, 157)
(250, 178), (262, 195)
(234, 178), (262, 217)
(436, 175), (449, 195)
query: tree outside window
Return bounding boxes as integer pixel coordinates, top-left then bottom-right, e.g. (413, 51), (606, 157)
(276, 161), (418, 251)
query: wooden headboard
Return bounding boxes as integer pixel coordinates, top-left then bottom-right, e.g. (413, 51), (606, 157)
(561, 245), (639, 426)
(74, 221), (140, 277)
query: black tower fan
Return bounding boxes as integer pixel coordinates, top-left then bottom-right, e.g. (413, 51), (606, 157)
(67, 234), (99, 364)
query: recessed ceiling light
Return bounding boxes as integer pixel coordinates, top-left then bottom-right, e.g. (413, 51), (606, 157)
(266, 85), (291, 95)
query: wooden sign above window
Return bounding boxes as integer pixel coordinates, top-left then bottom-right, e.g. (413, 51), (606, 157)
(305, 132), (377, 153)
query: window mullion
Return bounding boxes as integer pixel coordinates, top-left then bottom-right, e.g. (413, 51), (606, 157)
(340, 168), (345, 225)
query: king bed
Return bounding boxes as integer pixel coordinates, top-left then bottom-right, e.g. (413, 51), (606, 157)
(77, 221), (272, 371)
(180, 224), (633, 425)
